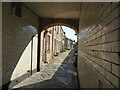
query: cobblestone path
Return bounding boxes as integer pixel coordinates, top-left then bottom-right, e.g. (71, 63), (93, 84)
(11, 50), (79, 89)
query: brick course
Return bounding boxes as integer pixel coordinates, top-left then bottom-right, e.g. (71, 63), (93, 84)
(78, 2), (120, 89)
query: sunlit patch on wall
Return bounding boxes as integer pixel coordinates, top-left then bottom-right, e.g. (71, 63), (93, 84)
(23, 25), (37, 34)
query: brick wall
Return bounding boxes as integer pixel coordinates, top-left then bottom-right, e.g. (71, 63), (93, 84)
(78, 2), (120, 89)
(40, 26), (65, 64)
(2, 2), (39, 89)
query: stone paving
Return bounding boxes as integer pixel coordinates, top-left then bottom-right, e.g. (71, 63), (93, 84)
(10, 50), (79, 89)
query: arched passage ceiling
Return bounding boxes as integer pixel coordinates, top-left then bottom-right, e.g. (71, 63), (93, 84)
(23, 2), (104, 30)
(24, 2), (81, 18)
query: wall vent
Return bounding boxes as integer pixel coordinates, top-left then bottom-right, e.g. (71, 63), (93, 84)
(11, 2), (22, 17)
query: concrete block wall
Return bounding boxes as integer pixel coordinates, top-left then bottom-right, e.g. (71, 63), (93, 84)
(78, 2), (120, 89)
(2, 2), (39, 89)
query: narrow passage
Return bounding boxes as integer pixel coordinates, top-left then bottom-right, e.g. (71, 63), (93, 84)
(11, 50), (79, 89)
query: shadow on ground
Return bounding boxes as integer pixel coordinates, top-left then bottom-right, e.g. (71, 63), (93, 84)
(12, 50), (80, 89)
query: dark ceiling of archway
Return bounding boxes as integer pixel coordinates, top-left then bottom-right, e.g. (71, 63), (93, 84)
(24, 2), (81, 19)
(23, 2), (105, 29)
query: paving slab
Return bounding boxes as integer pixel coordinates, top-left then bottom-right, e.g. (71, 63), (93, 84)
(10, 50), (79, 89)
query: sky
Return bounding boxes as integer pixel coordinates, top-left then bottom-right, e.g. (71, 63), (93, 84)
(61, 26), (77, 42)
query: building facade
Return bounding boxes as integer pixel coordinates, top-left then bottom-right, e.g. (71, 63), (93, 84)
(40, 26), (67, 64)
(64, 37), (74, 50)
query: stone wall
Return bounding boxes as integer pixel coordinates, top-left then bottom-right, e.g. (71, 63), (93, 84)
(78, 2), (120, 89)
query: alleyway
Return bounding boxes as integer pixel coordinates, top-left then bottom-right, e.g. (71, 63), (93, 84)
(2, 2), (120, 89)
(10, 50), (79, 89)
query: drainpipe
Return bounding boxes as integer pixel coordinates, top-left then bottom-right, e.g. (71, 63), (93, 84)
(37, 31), (41, 72)
(30, 35), (35, 75)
